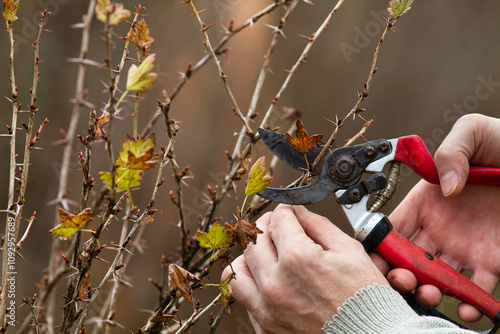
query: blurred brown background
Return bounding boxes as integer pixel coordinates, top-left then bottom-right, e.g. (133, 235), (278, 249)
(0, 0), (499, 332)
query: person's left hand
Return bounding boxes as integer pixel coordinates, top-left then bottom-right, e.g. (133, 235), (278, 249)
(222, 204), (389, 334)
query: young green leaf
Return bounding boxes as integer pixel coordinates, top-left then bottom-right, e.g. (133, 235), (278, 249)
(131, 19), (155, 53)
(100, 168), (143, 192)
(126, 54), (157, 93)
(50, 208), (93, 240)
(245, 157), (273, 196)
(196, 222), (232, 249)
(388, 0), (413, 20)
(118, 134), (156, 170)
(100, 134), (157, 193)
(95, 0), (131, 26)
(219, 272), (234, 312)
(3, 0), (19, 22)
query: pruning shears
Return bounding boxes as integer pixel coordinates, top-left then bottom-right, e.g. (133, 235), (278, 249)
(257, 128), (500, 330)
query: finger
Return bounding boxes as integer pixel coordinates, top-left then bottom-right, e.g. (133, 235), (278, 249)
(227, 255), (261, 310)
(243, 212), (278, 283)
(386, 268), (418, 294)
(458, 269), (499, 322)
(267, 204), (315, 257)
(408, 230), (439, 255)
(437, 253), (461, 271)
(434, 114), (500, 197)
(415, 284), (443, 309)
(248, 312), (263, 334)
(291, 205), (360, 253)
(388, 181), (426, 238)
(369, 252), (392, 275)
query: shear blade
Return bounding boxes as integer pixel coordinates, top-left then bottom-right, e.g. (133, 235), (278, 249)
(258, 173), (337, 205)
(258, 128), (333, 175)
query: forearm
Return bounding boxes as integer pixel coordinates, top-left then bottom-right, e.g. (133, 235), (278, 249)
(323, 284), (476, 334)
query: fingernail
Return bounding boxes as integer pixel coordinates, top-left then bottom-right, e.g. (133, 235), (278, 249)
(418, 291), (432, 308)
(394, 278), (409, 292)
(440, 170), (458, 197)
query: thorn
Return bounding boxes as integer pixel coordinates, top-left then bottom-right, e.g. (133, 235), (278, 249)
(265, 24), (286, 39)
(201, 21), (216, 32)
(297, 33), (313, 42)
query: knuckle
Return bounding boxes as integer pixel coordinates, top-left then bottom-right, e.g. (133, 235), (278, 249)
(260, 279), (282, 304)
(280, 247), (306, 267)
(255, 309), (277, 329)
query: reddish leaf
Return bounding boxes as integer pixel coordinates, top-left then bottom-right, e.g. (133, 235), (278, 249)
(225, 220), (263, 251)
(214, 248), (231, 269)
(285, 119), (323, 154)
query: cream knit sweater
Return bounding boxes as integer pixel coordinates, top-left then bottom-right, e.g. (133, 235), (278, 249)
(322, 284), (477, 334)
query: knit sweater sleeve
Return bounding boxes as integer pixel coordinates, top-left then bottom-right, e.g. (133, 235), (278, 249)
(322, 284), (476, 334)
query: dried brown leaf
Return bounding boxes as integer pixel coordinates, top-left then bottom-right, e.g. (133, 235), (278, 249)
(285, 119), (323, 154)
(225, 220), (263, 251)
(168, 264), (200, 303)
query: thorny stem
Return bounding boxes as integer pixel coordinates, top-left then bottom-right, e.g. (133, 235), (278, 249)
(76, 139), (174, 333)
(171, 0), (285, 102)
(185, 0), (252, 133)
(232, 0), (300, 159)
(311, 16), (394, 171)
(1, 18), (19, 329)
(133, 92), (140, 139)
(0, 11), (47, 327)
(197, 0), (345, 233)
(159, 99), (189, 263)
(80, 112), (97, 210)
(103, 87), (140, 334)
(343, 118), (375, 147)
(140, 1), (286, 137)
(259, 0), (345, 130)
(46, 1), (96, 331)
(103, 207), (130, 334)
(174, 294), (221, 334)
(104, 18), (117, 209)
(23, 296), (41, 334)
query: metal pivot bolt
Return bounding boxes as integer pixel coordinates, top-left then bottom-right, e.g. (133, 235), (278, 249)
(363, 145), (376, 158)
(379, 140), (390, 153)
(348, 188), (362, 203)
(334, 156), (355, 180)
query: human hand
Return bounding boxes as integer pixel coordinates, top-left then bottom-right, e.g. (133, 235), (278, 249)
(372, 113), (500, 322)
(223, 204), (389, 333)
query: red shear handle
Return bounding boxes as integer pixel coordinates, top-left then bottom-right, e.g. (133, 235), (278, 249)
(394, 135), (500, 187)
(375, 229), (500, 320)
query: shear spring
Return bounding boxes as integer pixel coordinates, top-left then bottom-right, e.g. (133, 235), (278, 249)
(369, 162), (401, 212)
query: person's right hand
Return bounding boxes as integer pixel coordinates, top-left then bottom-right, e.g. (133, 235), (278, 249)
(371, 113), (500, 322)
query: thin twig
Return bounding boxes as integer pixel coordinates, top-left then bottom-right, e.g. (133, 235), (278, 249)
(311, 14), (394, 171)
(343, 118), (375, 147)
(78, 138), (173, 333)
(232, 0), (300, 159)
(0, 13), (20, 328)
(174, 294), (221, 334)
(185, 0), (251, 133)
(259, 0), (345, 130)
(0, 10), (47, 327)
(46, 2), (96, 330)
(140, 1), (287, 138)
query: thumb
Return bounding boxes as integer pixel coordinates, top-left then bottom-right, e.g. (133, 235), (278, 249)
(434, 116), (477, 197)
